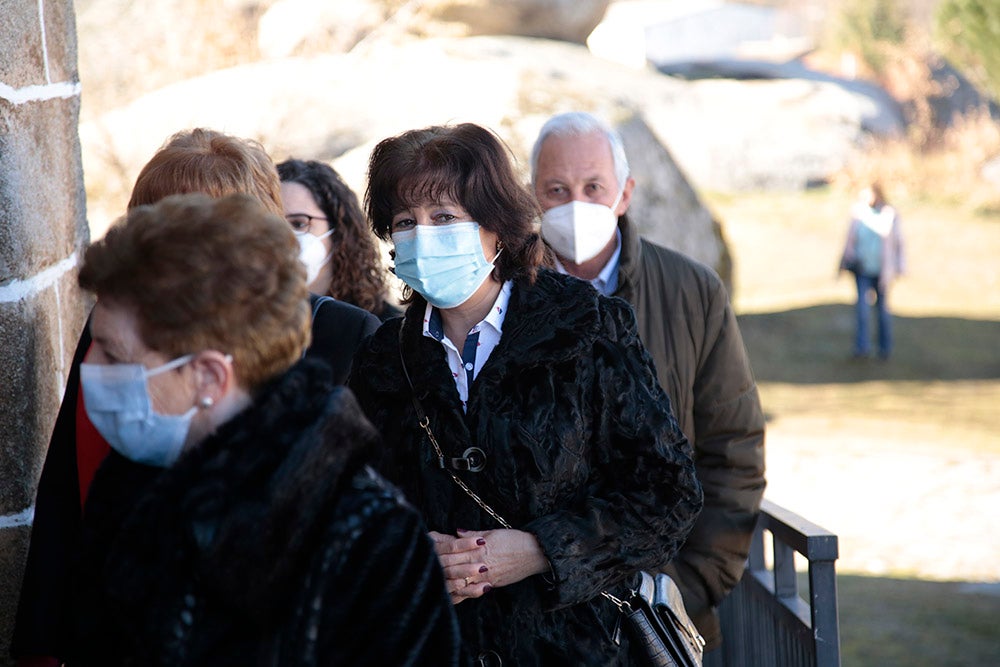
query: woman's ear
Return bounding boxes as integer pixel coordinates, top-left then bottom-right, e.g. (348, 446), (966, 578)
(191, 351), (235, 408)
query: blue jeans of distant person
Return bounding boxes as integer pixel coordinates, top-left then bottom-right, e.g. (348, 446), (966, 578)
(854, 273), (891, 358)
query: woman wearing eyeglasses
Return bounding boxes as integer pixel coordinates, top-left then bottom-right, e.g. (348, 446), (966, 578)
(278, 159), (402, 321)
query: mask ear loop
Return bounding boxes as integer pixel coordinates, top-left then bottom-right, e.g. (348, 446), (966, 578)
(143, 354), (194, 378)
(608, 188), (624, 215)
(315, 227), (336, 271)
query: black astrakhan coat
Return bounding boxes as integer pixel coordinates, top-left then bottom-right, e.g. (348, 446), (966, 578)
(12, 295), (379, 662)
(349, 269), (704, 666)
(66, 359), (464, 667)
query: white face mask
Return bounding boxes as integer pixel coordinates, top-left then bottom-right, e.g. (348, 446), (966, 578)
(540, 192), (622, 264)
(296, 229), (334, 286)
(80, 355), (197, 468)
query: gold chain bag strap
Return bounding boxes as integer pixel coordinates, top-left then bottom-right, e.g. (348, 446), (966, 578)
(396, 320), (703, 667)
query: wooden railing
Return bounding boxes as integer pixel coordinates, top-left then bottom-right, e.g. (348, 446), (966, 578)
(712, 499), (841, 667)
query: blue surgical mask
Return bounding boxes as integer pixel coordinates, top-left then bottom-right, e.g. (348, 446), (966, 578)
(80, 355), (197, 468)
(391, 222), (500, 309)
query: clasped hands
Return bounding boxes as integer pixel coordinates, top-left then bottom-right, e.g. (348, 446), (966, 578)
(430, 528), (549, 605)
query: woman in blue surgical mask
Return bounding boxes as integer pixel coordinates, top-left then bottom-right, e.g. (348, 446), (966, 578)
(63, 193), (462, 666)
(349, 123), (703, 666)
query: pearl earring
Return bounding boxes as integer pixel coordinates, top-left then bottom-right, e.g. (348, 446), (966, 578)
(198, 396), (215, 409)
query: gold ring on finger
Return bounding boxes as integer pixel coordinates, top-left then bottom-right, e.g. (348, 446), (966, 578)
(464, 576), (474, 586)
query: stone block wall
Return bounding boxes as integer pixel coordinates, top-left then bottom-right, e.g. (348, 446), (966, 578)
(0, 0), (87, 662)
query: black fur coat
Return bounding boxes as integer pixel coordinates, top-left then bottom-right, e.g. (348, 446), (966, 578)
(349, 270), (704, 666)
(67, 359), (463, 667)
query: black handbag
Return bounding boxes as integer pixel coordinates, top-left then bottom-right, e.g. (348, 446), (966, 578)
(622, 571), (704, 667)
(397, 321), (704, 666)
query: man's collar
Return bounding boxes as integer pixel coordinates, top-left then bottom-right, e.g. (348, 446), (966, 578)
(615, 214), (642, 296)
(596, 229), (622, 288)
(551, 229), (622, 297)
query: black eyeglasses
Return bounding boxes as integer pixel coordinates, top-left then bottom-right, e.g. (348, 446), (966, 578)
(285, 213), (329, 234)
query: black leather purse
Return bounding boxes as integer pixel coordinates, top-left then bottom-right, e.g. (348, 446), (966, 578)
(622, 571), (704, 667)
(397, 321), (704, 666)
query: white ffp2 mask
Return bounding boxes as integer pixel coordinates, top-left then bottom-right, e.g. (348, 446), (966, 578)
(297, 229), (334, 285)
(540, 193), (621, 264)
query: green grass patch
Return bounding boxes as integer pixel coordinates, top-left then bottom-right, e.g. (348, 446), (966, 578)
(835, 575), (1000, 666)
(707, 185), (1000, 664)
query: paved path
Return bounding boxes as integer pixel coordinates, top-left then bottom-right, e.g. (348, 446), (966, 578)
(762, 419), (1000, 584)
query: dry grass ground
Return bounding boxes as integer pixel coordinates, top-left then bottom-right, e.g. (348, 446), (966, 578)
(703, 185), (1000, 665)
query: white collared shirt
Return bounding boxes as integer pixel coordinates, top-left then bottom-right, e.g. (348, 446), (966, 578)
(422, 280), (512, 411)
(552, 229), (622, 297)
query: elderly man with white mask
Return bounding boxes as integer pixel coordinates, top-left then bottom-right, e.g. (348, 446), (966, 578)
(531, 112), (767, 657)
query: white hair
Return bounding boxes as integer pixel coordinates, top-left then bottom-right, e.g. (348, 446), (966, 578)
(530, 112), (631, 190)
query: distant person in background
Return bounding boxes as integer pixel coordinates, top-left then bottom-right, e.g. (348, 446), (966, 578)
(839, 182), (905, 360)
(12, 129), (378, 667)
(278, 158), (401, 320)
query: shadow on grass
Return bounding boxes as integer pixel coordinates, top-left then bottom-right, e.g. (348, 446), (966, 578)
(830, 573), (1000, 667)
(737, 304), (1000, 384)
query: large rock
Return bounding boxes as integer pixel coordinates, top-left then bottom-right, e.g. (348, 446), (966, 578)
(79, 37), (723, 273)
(77, 0), (609, 114)
(79, 35), (883, 284)
(655, 58), (906, 138)
(408, 0), (610, 43)
(657, 76), (873, 191)
(257, 0), (402, 59)
(75, 0), (268, 118)
(615, 115), (729, 280)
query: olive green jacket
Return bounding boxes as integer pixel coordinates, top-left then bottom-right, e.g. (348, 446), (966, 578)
(614, 215), (767, 651)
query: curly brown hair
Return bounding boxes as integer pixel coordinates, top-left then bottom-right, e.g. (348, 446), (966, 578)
(277, 159), (389, 316)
